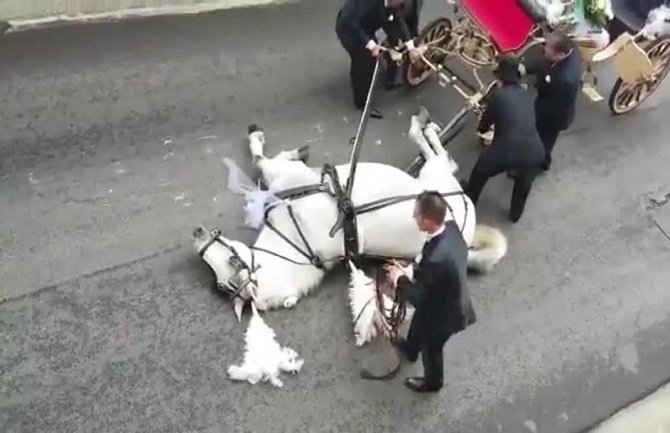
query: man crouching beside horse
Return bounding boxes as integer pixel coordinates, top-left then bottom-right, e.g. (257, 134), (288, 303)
(192, 107), (507, 350)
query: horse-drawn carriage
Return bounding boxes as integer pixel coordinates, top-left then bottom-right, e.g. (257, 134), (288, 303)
(195, 0), (669, 387)
(390, 0), (670, 173)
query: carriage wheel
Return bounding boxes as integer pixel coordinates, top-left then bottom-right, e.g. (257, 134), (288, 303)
(608, 38), (670, 115)
(456, 33), (498, 68)
(404, 17), (453, 87)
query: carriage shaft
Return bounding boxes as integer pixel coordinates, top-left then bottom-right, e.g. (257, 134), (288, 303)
(438, 105), (471, 141)
(345, 57), (382, 197)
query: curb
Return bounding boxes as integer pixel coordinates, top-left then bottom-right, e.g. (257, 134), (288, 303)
(1, 0), (296, 34)
(588, 382), (670, 433)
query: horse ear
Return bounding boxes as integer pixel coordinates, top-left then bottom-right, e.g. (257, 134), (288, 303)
(233, 298), (245, 322)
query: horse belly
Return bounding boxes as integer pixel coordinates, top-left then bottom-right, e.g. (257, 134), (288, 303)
(358, 201), (425, 258)
(337, 163), (427, 258)
(333, 162), (475, 254)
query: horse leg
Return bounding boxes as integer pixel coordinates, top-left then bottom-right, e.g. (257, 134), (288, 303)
(248, 124), (307, 185)
(274, 145), (309, 164)
(408, 107), (437, 161)
(247, 123), (308, 163)
(423, 122), (459, 174)
(423, 122), (447, 158)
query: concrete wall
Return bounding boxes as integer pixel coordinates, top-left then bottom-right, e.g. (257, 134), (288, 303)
(1, 0), (289, 27)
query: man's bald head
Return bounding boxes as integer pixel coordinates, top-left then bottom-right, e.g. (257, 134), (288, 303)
(543, 30), (572, 63)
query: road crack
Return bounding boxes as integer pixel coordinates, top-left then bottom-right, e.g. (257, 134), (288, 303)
(645, 190), (670, 243)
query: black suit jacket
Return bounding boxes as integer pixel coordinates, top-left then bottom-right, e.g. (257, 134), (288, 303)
(336, 0), (421, 48)
(525, 48), (583, 130)
(478, 82), (546, 165)
(396, 221), (476, 339)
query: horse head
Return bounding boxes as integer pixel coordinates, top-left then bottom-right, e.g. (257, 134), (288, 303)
(193, 225), (259, 321)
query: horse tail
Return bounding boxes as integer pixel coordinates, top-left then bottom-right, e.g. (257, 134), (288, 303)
(467, 225), (508, 274)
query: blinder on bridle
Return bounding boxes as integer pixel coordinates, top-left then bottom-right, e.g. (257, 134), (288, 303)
(198, 229), (259, 301)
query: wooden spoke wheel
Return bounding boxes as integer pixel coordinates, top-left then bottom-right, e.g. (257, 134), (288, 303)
(456, 32), (497, 68)
(404, 17), (453, 87)
(608, 38), (670, 115)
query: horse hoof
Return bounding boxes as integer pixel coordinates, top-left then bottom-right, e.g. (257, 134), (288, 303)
(248, 124), (262, 134)
(297, 145), (309, 164)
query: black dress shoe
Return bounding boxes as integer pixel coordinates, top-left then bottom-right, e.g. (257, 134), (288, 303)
(404, 377), (442, 393)
(355, 107), (383, 119)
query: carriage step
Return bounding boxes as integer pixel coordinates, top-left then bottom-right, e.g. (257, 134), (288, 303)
(581, 83), (604, 102)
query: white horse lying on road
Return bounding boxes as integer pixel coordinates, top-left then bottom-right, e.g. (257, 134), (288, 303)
(193, 108), (508, 345)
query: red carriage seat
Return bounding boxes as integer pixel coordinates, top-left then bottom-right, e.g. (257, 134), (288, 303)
(462, 0), (535, 52)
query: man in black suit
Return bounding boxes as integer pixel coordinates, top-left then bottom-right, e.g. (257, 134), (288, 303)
(336, 0), (422, 119)
(463, 55), (546, 223)
(386, 191), (476, 393)
(522, 30), (582, 171)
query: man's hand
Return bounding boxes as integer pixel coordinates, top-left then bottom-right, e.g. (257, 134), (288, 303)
(384, 260), (413, 284)
(518, 62), (527, 76)
(408, 48), (422, 64)
(371, 45), (383, 58)
(366, 40), (384, 58)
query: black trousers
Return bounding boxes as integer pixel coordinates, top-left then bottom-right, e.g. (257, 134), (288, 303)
(466, 148), (540, 222)
(404, 311), (450, 387)
(536, 118), (561, 170)
(337, 35), (377, 110)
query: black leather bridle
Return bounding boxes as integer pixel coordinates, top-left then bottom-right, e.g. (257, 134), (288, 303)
(198, 229), (259, 301)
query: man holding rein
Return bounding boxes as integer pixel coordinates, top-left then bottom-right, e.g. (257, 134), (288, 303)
(336, 0), (423, 119)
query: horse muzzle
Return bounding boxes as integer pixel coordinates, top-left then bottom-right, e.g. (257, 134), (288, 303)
(215, 279), (258, 302)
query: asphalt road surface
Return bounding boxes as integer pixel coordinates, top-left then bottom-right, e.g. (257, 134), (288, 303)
(2, 1), (670, 432)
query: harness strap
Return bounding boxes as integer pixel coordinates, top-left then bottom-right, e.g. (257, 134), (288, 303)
(263, 204), (325, 269)
(251, 246), (315, 266)
(273, 183), (330, 201)
(322, 163), (360, 262)
(287, 205), (324, 268)
(354, 191), (466, 215)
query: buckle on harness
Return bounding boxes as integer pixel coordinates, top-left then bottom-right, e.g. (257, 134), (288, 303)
(311, 256), (324, 269)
